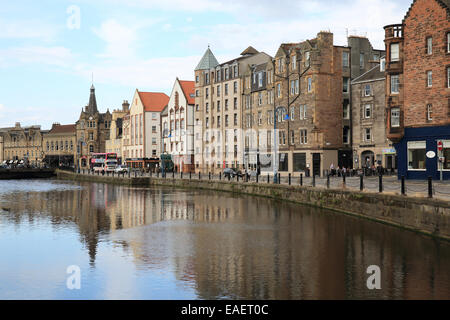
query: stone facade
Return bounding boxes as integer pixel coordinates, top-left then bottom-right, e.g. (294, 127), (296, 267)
(75, 85), (112, 169)
(351, 64), (396, 170)
(384, 0), (450, 179)
(0, 122), (44, 165)
(105, 100), (129, 164)
(194, 46), (272, 173)
(42, 123), (77, 167)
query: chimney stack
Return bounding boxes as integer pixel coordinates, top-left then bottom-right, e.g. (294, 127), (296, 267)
(122, 100), (130, 112)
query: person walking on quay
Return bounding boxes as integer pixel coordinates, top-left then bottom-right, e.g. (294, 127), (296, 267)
(330, 163), (335, 177)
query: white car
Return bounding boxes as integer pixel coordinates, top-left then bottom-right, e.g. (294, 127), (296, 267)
(114, 165), (129, 173)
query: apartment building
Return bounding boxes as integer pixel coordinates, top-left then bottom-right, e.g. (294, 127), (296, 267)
(384, 0), (450, 179)
(194, 46), (272, 173)
(105, 100), (129, 164)
(42, 123), (77, 167)
(123, 89), (169, 169)
(161, 78), (196, 172)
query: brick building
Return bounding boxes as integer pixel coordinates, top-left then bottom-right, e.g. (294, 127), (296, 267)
(384, 0), (450, 179)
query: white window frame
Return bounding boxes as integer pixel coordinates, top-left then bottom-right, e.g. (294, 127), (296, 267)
(364, 104), (371, 119)
(427, 70), (432, 87)
(364, 84), (371, 96)
(427, 104), (432, 121)
(391, 108), (400, 127)
(427, 37), (432, 55)
(391, 75), (399, 94)
(390, 43), (399, 62)
(364, 128), (371, 142)
(407, 141), (426, 171)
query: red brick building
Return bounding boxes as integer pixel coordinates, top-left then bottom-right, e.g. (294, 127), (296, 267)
(384, 0), (450, 179)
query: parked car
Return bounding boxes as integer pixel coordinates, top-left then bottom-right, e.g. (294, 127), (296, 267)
(223, 168), (243, 178)
(114, 165), (129, 174)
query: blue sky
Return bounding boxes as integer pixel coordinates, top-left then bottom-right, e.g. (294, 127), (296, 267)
(0, 0), (412, 129)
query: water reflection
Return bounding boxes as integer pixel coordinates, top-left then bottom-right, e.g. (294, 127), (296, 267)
(0, 180), (449, 299)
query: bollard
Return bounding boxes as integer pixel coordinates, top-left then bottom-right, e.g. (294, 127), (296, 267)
(237, 174), (240, 182)
(256, 173), (258, 183)
(343, 174), (346, 187)
(228, 174), (231, 181)
(219, 172), (221, 180)
(300, 174), (303, 186)
(135, 171), (137, 178)
(267, 174), (269, 184)
(199, 172), (201, 180)
(327, 174), (330, 189)
(379, 173), (383, 193)
(181, 172), (183, 179)
(278, 173), (281, 184)
(189, 172), (191, 180)
(401, 175), (405, 195)
(360, 175), (364, 191)
(428, 176), (433, 198)
(288, 173), (291, 185)
(312, 175), (315, 187)
(209, 172), (211, 180)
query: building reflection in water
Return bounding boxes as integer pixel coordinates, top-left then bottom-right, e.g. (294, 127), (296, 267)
(1, 181), (449, 299)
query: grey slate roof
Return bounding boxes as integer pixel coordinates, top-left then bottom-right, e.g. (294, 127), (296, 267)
(195, 48), (219, 71)
(352, 64), (385, 84)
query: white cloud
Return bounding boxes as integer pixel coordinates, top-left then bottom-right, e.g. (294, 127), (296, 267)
(0, 46), (75, 68)
(0, 19), (59, 41)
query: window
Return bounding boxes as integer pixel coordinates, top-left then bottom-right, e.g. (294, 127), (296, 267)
(206, 102), (209, 113)
(427, 104), (432, 121)
(290, 130), (295, 144)
(343, 127), (350, 144)
(234, 113), (237, 126)
(427, 70), (432, 87)
(360, 52), (364, 68)
(364, 104), (371, 118)
(152, 137), (156, 145)
(343, 77), (349, 93)
(290, 80), (295, 95)
(364, 128), (371, 142)
(447, 33), (450, 53)
(195, 104), (199, 111)
(292, 55), (296, 70)
(258, 92), (262, 106)
(152, 113), (157, 119)
(89, 145), (94, 153)
(443, 141), (450, 170)
(391, 75), (399, 93)
(305, 52), (310, 67)
(152, 125), (156, 133)
(258, 72), (263, 87)
(391, 108), (400, 127)
(364, 84), (371, 96)
(233, 81), (237, 93)
(342, 51), (349, 67)
(217, 100), (220, 112)
(426, 37), (432, 55)
(407, 141), (426, 170)
(234, 97), (237, 109)
(225, 83), (228, 95)
(295, 79), (299, 94)
(217, 85), (221, 97)
(300, 129), (307, 144)
(277, 83), (281, 97)
(448, 67), (450, 88)
(205, 88), (209, 98)
(390, 43), (399, 62)
(258, 112), (262, 125)
(307, 78), (312, 92)
(343, 102), (349, 119)
(196, 75), (199, 83)
(299, 105), (307, 120)
(290, 106), (295, 120)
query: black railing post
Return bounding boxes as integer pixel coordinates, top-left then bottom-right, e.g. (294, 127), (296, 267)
(189, 171), (191, 180)
(172, 171), (175, 179)
(199, 172), (201, 180)
(209, 172), (211, 180)
(401, 175), (405, 195)
(312, 175), (315, 187)
(379, 173), (383, 193)
(256, 173), (258, 183)
(267, 174), (269, 184)
(300, 174), (303, 186)
(219, 172), (221, 180)
(181, 172), (183, 179)
(360, 175), (364, 191)
(428, 176), (433, 198)
(278, 173), (281, 184)
(288, 173), (291, 185)
(327, 174), (330, 189)
(228, 174), (231, 181)
(343, 174), (346, 187)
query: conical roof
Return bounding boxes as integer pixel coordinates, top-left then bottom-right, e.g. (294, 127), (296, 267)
(86, 84), (98, 114)
(195, 47), (219, 71)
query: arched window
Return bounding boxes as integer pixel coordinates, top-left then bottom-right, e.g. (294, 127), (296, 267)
(89, 145), (94, 153)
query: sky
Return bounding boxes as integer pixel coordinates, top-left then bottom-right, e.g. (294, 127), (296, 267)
(0, 0), (413, 129)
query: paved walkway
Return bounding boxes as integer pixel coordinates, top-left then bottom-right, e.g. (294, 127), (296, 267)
(80, 170), (450, 201)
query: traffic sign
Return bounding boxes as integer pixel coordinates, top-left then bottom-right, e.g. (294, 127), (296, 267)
(437, 140), (443, 151)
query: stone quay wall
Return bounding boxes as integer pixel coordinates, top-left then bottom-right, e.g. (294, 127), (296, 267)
(56, 170), (450, 241)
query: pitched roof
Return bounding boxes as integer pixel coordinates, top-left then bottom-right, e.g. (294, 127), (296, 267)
(179, 80), (195, 105)
(240, 46), (259, 56)
(138, 91), (169, 112)
(352, 64), (385, 84)
(404, 0), (450, 21)
(195, 47), (220, 71)
(49, 124), (76, 134)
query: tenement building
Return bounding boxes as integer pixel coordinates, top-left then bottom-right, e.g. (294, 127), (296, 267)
(194, 46), (272, 173)
(351, 62), (397, 171)
(0, 122), (45, 165)
(122, 89), (169, 169)
(105, 100), (130, 164)
(384, 0), (450, 179)
(75, 85), (113, 169)
(162, 78), (196, 173)
(42, 123), (77, 167)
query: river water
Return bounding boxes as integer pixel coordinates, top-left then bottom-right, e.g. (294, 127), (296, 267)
(0, 179), (449, 299)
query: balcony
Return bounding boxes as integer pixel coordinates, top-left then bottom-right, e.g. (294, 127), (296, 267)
(384, 24), (403, 39)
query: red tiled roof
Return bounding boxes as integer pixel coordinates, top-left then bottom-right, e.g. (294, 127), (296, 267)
(49, 124), (76, 134)
(179, 80), (195, 105)
(138, 91), (169, 112)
